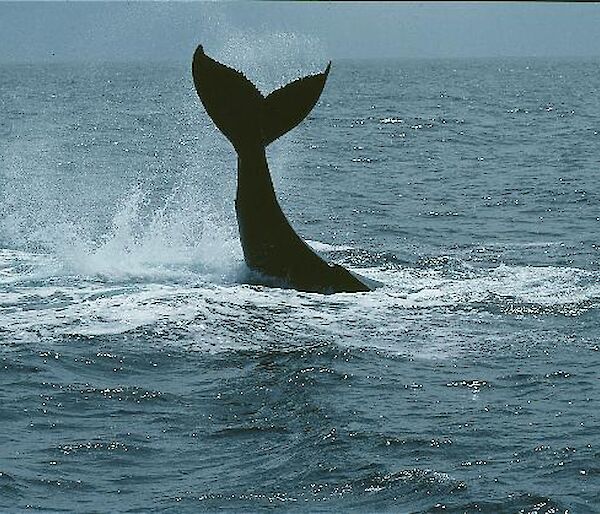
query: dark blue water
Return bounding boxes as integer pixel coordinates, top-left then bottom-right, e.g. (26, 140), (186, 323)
(1, 53), (599, 513)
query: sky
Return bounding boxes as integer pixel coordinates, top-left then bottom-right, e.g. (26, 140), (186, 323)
(1, 2), (600, 63)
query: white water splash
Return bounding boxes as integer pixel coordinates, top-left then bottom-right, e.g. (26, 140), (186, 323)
(215, 32), (328, 94)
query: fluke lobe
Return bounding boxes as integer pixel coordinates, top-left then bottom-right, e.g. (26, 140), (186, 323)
(192, 45), (376, 293)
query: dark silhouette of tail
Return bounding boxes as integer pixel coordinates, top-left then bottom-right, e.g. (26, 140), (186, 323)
(261, 61), (331, 145)
(192, 45), (330, 151)
(191, 45), (378, 293)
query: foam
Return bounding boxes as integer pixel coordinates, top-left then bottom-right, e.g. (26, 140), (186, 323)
(2, 245), (597, 359)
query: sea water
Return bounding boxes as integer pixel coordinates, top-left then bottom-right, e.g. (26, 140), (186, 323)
(1, 54), (599, 512)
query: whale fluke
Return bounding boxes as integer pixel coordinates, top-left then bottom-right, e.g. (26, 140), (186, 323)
(193, 46), (331, 150)
(192, 45), (264, 151)
(261, 62), (331, 145)
(192, 45), (377, 294)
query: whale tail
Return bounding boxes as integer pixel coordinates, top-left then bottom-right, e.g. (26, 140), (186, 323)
(192, 45), (330, 150)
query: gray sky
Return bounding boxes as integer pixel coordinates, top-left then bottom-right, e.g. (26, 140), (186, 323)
(1, 2), (600, 63)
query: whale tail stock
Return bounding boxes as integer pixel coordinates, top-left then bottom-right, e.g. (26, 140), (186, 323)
(192, 45), (331, 151)
(191, 45), (379, 294)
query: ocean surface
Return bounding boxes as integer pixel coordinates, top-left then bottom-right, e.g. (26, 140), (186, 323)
(1, 54), (599, 513)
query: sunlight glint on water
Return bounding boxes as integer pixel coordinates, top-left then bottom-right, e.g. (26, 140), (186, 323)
(1, 47), (599, 512)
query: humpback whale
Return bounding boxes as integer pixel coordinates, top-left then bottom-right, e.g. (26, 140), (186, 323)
(192, 45), (376, 294)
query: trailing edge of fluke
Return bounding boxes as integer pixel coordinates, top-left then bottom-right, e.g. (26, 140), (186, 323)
(192, 45), (378, 294)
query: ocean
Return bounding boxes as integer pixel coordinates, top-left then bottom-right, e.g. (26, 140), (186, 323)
(1, 54), (599, 512)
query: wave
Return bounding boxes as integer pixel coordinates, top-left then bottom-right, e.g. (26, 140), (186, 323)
(1, 239), (598, 359)
(1, 185), (242, 284)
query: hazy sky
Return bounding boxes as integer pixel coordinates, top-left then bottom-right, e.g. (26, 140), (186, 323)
(1, 2), (600, 63)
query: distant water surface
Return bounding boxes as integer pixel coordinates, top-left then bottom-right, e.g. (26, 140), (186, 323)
(1, 57), (599, 513)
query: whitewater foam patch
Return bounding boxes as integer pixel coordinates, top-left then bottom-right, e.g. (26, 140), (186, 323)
(1, 241), (598, 359)
(374, 263), (600, 311)
(305, 240), (355, 253)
